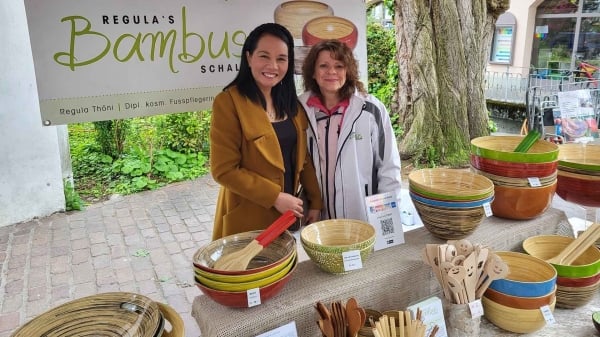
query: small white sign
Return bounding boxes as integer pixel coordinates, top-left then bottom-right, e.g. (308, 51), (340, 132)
(407, 296), (448, 337)
(540, 305), (556, 325)
(247, 288), (261, 307)
(366, 192), (405, 251)
(342, 250), (363, 271)
(528, 177), (542, 187)
(468, 299), (484, 318)
(483, 203), (493, 217)
(255, 321), (298, 337)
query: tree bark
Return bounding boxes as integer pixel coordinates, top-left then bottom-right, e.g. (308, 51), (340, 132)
(395, 0), (509, 164)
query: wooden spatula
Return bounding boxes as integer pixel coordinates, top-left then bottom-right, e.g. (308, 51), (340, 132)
(546, 223), (600, 265)
(212, 210), (297, 271)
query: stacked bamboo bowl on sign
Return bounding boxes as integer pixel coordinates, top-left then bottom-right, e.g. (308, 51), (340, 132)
(408, 168), (494, 240)
(555, 143), (600, 207)
(470, 135), (559, 220)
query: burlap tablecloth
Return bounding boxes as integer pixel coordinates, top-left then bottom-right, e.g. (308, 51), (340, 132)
(192, 208), (598, 336)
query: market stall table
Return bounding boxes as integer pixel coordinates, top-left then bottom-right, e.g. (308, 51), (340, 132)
(192, 208), (597, 336)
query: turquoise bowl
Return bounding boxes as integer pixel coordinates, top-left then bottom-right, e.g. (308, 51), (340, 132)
(471, 136), (559, 163)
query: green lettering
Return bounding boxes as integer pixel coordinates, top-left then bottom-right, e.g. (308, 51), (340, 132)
(142, 31), (178, 73)
(231, 31), (246, 58)
(178, 6), (204, 63)
(54, 16), (110, 71)
(113, 33), (144, 62)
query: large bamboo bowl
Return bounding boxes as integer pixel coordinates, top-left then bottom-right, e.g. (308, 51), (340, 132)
(471, 135), (559, 163)
(483, 285), (556, 310)
(470, 154), (558, 178)
(408, 168), (494, 201)
(300, 219), (375, 253)
(555, 277), (600, 308)
(482, 295), (556, 333)
(558, 143), (600, 173)
(273, 0), (334, 39)
(556, 169), (600, 207)
(489, 251), (557, 298)
(193, 230), (296, 277)
(302, 15), (359, 49)
(411, 199), (486, 240)
(522, 235), (600, 278)
(490, 181), (556, 220)
(301, 239), (375, 274)
(471, 166), (557, 188)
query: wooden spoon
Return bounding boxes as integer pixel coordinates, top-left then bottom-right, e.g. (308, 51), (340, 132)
(447, 265), (467, 304)
(476, 254), (509, 298)
(212, 210), (296, 271)
(546, 223), (600, 265)
(462, 252), (478, 302)
(345, 298), (362, 337)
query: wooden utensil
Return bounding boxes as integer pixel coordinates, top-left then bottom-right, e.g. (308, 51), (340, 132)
(213, 211), (297, 271)
(476, 254), (509, 298)
(462, 252), (478, 302)
(345, 298), (362, 337)
(546, 223), (600, 265)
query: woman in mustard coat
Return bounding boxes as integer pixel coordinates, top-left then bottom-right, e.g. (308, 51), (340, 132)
(210, 23), (322, 240)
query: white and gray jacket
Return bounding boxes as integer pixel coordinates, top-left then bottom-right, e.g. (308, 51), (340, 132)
(298, 91), (402, 222)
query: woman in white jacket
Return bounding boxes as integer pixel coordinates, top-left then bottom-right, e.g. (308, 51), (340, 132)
(299, 39), (402, 222)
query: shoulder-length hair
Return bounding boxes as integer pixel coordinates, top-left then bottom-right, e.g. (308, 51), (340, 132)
(301, 39), (366, 101)
(224, 23), (297, 119)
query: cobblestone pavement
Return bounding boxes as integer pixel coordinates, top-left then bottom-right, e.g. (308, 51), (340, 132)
(0, 173), (597, 337)
(0, 175), (220, 337)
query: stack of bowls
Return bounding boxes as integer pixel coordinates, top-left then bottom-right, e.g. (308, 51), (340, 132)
(523, 235), (600, 308)
(300, 219), (375, 274)
(556, 143), (600, 207)
(483, 251), (557, 334)
(192, 230), (297, 308)
(408, 168), (494, 240)
(470, 135), (559, 220)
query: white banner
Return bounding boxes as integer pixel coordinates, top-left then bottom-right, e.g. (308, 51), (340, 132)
(24, 0), (367, 125)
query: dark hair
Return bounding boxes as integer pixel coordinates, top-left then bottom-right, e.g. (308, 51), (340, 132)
(301, 39), (366, 101)
(224, 23), (297, 119)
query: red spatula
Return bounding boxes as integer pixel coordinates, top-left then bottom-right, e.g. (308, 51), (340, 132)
(212, 210), (297, 271)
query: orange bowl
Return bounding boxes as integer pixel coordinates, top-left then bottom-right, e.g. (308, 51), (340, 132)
(484, 285), (556, 310)
(302, 16), (358, 49)
(491, 181), (557, 220)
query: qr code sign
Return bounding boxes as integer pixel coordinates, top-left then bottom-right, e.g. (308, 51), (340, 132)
(380, 217), (394, 235)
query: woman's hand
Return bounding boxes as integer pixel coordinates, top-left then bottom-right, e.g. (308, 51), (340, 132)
(274, 192), (304, 218)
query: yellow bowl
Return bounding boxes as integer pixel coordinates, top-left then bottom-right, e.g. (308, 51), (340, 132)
(482, 295), (556, 333)
(194, 249), (297, 283)
(408, 168), (494, 201)
(195, 254), (297, 292)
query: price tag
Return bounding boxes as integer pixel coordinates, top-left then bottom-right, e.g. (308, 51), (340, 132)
(528, 177), (542, 187)
(254, 321), (298, 337)
(540, 305), (556, 325)
(365, 192), (405, 251)
(483, 202), (493, 217)
(247, 288), (261, 307)
(468, 299), (484, 318)
(342, 250), (363, 271)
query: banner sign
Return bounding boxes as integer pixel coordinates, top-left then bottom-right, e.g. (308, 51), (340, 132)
(24, 0), (366, 125)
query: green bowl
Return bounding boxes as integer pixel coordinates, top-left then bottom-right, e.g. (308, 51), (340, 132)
(558, 143), (600, 173)
(523, 235), (600, 278)
(471, 136), (559, 163)
(302, 241), (374, 274)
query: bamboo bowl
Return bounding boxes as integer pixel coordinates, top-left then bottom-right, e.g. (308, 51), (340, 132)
(300, 219), (375, 253)
(471, 135), (559, 163)
(555, 277), (600, 308)
(489, 251), (557, 298)
(408, 168), (494, 201)
(470, 154), (558, 178)
(302, 15), (359, 49)
(193, 230), (296, 277)
(302, 240), (375, 274)
(490, 181), (556, 220)
(482, 295), (556, 333)
(522, 235), (600, 278)
(558, 143), (600, 173)
(484, 285), (556, 310)
(556, 169), (600, 207)
(273, 0), (334, 39)
(471, 166), (557, 188)
(411, 199), (486, 240)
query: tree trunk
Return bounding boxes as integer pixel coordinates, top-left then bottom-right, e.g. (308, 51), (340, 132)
(395, 0), (509, 165)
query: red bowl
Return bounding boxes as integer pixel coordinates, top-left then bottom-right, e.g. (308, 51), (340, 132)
(195, 259), (297, 308)
(491, 181), (557, 220)
(302, 16), (358, 49)
(470, 154), (558, 179)
(556, 271), (600, 287)
(556, 169), (600, 207)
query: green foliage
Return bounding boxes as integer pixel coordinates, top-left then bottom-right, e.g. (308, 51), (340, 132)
(63, 179), (84, 211)
(68, 111), (211, 203)
(487, 110), (498, 133)
(93, 120), (130, 158)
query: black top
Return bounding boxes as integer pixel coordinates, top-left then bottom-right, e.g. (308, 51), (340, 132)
(272, 118), (297, 194)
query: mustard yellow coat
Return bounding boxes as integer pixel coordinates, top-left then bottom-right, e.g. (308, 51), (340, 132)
(210, 86), (323, 239)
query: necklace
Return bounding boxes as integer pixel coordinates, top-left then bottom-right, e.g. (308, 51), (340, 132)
(266, 109), (277, 121)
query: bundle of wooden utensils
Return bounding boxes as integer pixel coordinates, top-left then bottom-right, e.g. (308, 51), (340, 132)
(369, 309), (439, 337)
(422, 239), (510, 304)
(315, 297), (366, 337)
